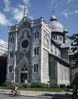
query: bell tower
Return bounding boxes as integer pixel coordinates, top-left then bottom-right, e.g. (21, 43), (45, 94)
(23, 3), (28, 17)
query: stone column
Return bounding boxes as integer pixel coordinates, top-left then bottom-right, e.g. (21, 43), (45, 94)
(6, 26), (11, 83)
(13, 23), (18, 85)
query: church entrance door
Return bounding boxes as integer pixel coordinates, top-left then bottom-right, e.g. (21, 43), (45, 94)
(20, 65), (27, 83)
(21, 73), (27, 83)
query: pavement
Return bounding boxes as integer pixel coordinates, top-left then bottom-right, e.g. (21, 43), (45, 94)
(0, 89), (73, 99)
(0, 94), (50, 99)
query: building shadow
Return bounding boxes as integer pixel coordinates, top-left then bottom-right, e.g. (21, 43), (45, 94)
(40, 93), (72, 99)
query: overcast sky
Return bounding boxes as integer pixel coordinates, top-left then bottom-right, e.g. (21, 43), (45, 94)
(0, 0), (78, 41)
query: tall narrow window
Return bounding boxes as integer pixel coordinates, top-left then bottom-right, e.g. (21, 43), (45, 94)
(10, 37), (14, 43)
(34, 47), (39, 55)
(10, 51), (13, 58)
(53, 36), (57, 40)
(59, 36), (62, 40)
(34, 64), (38, 72)
(55, 47), (57, 55)
(34, 48), (36, 55)
(35, 30), (39, 39)
(35, 32), (36, 39)
(9, 65), (13, 72)
(37, 47), (39, 55)
(21, 65), (27, 71)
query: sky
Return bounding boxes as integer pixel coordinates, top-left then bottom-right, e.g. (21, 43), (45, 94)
(0, 0), (78, 42)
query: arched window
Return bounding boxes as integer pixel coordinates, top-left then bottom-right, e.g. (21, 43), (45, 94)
(10, 51), (13, 58)
(34, 47), (39, 55)
(21, 65), (27, 71)
(34, 30), (39, 39)
(34, 64), (38, 72)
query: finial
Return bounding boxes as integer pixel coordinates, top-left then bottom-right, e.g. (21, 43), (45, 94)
(23, 3), (28, 17)
(8, 26), (11, 32)
(52, 10), (55, 15)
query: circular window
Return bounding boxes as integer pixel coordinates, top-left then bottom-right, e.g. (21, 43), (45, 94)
(22, 40), (29, 48)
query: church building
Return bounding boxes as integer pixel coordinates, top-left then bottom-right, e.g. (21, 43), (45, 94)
(6, 5), (70, 86)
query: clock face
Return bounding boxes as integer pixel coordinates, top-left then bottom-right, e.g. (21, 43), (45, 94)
(22, 40), (29, 48)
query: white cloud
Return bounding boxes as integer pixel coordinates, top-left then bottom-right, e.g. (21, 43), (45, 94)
(23, 0), (29, 4)
(63, 10), (78, 17)
(4, 0), (11, 12)
(67, 0), (72, 3)
(12, 0), (30, 21)
(74, 10), (78, 14)
(6, 0), (30, 22)
(63, 12), (69, 17)
(0, 12), (11, 26)
(23, 0), (29, 3)
(23, 0), (30, 7)
(67, 0), (76, 4)
(12, 5), (24, 21)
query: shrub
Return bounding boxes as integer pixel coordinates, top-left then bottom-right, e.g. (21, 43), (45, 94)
(23, 84), (29, 88)
(50, 83), (58, 88)
(17, 84), (23, 88)
(30, 82), (41, 88)
(66, 85), (73, 89)
(60, 84), (65, 88)
(40, 83), (49, 88)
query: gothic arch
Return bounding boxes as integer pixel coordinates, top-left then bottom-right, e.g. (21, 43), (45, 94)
(17, 56), (29, 67)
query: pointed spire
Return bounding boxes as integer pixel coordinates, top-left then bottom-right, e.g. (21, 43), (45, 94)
(23, 3), (28, 17)
(52, 10), (55, 15)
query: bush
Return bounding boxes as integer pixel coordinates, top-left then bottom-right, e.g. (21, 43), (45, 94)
(50, 84), (58, 88)
(30, 82), (41, 88)
(1, 83), (6, 87)
(40, 83), (49, 88)
(60, 84), (65, 88)
(23, 84), (28, 88)
(23, 83), (31, 88)
(66, 85), (73, 89)
(30, 83), (50, 88)
(18, 83), (64, 89)
(17, 84), (23, 88)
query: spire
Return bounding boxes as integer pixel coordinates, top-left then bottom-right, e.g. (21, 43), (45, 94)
(23, 3), (28, 17)
(50, 9), (57, 21)
(52, 9), (55, 15)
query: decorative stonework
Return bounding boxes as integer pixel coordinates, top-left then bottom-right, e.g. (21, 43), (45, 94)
(7, 16), (70, 86)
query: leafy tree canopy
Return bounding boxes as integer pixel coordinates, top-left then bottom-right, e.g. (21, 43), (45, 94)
(68, 33), (78, 46)
(68, 33), (78, 65)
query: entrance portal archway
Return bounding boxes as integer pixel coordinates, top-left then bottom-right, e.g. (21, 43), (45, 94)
(20, 65), (27, 83)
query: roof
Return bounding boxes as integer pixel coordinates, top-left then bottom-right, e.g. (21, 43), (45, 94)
(51, 39), (61, 50)
(49, 53), (70, 67)
(49, 15), (67, 33)
(61, 43), (70, 48)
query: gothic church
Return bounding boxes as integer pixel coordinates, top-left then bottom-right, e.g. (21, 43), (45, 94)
(7, 5), (70, 86)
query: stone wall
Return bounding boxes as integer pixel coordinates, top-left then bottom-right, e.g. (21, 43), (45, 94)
(49, 55), (57, 85)
(61, 48), (69, 63)
(57, 62), (70, 86)
(41, 49), (49, 83)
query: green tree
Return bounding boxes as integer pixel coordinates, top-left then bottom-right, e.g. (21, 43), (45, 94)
(68, 34), (78, 46)
(72, 72), (78, 88)
(69, 34), (78, 89)
(68, 33), (78, 65)
(0, 55), (7, 86)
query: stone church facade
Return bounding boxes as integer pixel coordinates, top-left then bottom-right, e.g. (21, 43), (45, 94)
(6, 7), (70, 86)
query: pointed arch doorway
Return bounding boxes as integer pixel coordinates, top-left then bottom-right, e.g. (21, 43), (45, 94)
(17, 56), (29, 84)
(20, 65), (28, 83)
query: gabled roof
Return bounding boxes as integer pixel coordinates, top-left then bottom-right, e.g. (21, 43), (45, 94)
(51, 39), (61, 50)
(49, 15), (68, 33)
(49, 53), (70, 67)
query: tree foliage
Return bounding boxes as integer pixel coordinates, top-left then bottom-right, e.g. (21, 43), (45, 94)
(68, 33), (78, 65)
(69, 34), (78, 87)
(68, 34), (78, 46)
(72, 72), (78, 88)
(0, 55), (7, 86)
